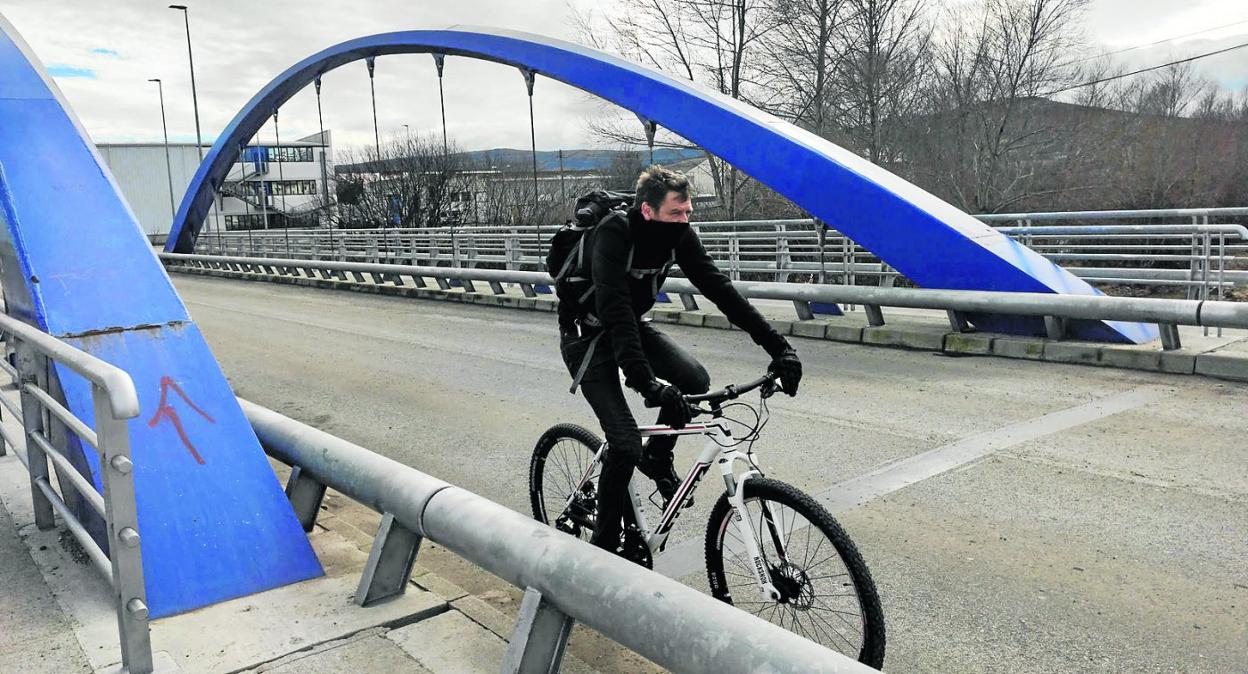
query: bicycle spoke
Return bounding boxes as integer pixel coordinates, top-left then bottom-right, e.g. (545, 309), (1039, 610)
(801, 607), (843, 652)
(791, 605), (835, 651)
(802, 572), (851, 582)
(803, 602), (861, 654)
(805, 548), (850, 573)
(784, 505), (799, 551)
(554, 444), (571, 491)
(801, 523), (828, 571)
(809, 597), (868, 624)
(556, 443), (577, 488)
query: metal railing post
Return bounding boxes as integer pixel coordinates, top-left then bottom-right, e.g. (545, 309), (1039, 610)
(1043, 316), (1067, 340)
(729, 234), (741, 281)
(356, 512), (422, 607)
(505, 231), (519, 271)
(17, 344), (54, 530)
(947, 310), (971, 333)
(1202, 230), (1212, 337)
(1159, 323), (1182, 350)
(285, 465), (326, 532)
(502, 587), (574, 674)
(793, 300), (814, 321)
(93, 385), (153, 674)
(774, 223), (790, 283)
(863, 304), (885, 327)
(1186, 225), (1200, 301)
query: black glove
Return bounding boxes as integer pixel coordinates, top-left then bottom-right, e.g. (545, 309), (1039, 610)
(769, 348), (802, 396)
(640, 380), (692, 430)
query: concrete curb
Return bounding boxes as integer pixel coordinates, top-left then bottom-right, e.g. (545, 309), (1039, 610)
(167, 264), (1248, 383)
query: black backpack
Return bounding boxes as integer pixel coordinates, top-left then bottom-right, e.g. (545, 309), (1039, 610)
(545, 189), (633, 303)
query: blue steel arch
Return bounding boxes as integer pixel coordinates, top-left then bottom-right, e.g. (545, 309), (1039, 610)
(0, 12), (323, 618)
(167, 26), (1154, 343)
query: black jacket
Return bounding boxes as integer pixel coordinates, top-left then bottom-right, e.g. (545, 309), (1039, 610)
(558, 207), (791, 390)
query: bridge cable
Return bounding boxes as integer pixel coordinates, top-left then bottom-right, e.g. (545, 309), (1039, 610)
(366, 56), (389, 260)
(314, 75), (335, 260)
(640, 117), (657, 166)
(273, 110), (292, 258)
(522, 68), (542, 255)
(214, 187), (224, 254)
(240, 141), (254, 255)
(434, 54), (456, 266)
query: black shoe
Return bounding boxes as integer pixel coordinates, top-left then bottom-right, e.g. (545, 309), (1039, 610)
(588, 527), (652, 568)
(639, 454), (693, 510)
(654, 475), (692, 511)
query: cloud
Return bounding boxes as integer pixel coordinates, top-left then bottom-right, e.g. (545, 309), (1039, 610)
(46, 64), (97, 79)
(4, 0), (1241, 152)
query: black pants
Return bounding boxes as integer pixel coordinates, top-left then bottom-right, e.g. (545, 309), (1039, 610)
(560, 322), (710, 549)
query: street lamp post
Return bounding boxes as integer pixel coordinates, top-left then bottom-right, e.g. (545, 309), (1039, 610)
(148, 78), (176, 220)
(168, 5), (203, 161)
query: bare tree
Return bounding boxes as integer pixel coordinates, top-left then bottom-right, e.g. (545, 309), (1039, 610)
(831, 0), (931, 164)
(907, 0), (1093, 212)
(334, 133), (468, 229)
(756, 0), (851, 136)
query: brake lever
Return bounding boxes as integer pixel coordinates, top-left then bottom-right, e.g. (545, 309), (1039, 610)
(689, 402), (715, 418)
(760, 376), (778, 399)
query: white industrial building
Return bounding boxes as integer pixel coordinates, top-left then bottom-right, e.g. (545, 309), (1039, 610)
(97, 130), (333, 239)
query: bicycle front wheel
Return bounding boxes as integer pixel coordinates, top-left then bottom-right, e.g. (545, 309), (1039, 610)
(529, 423), (603, 543)
(705, 478), (886, 668)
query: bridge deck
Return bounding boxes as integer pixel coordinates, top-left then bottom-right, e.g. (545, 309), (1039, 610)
(177, 274), (1247, 673)
(4, 272), (1244, 672)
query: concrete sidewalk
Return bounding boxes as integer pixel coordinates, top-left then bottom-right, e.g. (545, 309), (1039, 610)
(0, 393), (604, 674)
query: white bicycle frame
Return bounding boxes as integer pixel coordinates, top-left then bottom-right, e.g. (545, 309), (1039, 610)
(566, 416), (786, 603)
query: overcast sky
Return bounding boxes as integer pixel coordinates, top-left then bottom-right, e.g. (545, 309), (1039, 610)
(2, 0), (1245, 154)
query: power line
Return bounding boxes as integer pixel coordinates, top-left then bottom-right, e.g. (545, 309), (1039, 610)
(1044, 39), (1248, 96)
(1069, 17), (1248, 66)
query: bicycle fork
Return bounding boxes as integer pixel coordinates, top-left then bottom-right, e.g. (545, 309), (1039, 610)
(720, 456), (785, 603)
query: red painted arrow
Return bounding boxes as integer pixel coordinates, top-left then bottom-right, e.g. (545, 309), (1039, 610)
(147, 376), (215, 465)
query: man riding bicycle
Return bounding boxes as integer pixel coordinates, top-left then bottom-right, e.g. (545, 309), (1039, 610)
(556, 165), (802, 557)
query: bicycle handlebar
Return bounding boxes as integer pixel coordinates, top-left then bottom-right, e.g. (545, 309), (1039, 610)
(684, 372), (778, 405)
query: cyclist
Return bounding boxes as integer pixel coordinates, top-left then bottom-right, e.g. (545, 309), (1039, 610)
(557, 165), (802, 557)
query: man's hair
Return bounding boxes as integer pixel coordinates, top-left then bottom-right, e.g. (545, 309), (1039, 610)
(634, 165), (690, 211)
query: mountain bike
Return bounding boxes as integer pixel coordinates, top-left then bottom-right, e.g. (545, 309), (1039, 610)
(529, 372), (886, 667)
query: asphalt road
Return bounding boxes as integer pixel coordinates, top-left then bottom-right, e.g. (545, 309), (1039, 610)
(174, 274), (1248, 673)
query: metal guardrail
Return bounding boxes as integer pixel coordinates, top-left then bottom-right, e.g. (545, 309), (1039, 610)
(976, 207), (1248, 221)
(191, 207), (1248, 301)
(241, 398), (879, 674)
(161, 252), (1248, 351)
(0, 312), (152, 672)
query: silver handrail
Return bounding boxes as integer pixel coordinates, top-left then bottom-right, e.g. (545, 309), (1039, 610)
(0, 311), (152, 673)
(977, 206), (1248, 221)
(242, 398), (879, 674)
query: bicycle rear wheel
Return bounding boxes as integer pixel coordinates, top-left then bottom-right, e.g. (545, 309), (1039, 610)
(529, 423), (603, 542)
(705, 478), (886, 668)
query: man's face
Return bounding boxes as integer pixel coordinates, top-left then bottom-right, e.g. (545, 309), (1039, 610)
(641, 191), (693, 223)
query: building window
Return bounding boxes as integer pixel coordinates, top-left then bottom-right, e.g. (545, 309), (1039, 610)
(265, 180), (317, 196)
(224, 214), (268, 230)
(239, 145), (316, 164)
